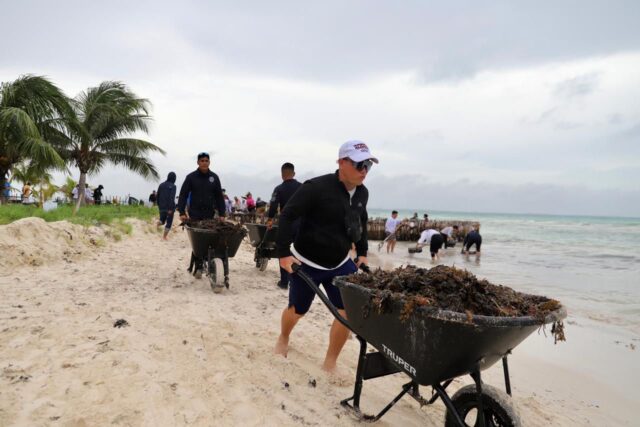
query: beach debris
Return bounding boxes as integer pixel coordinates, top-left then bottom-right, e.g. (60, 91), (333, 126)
(182, 340), (188, 345)
(283, 381), (290, 389)
(308, 378), (317, 388)
(348, 265), (566, 342)
(170, 383), (178, 391)
(113, 319), (129, 328)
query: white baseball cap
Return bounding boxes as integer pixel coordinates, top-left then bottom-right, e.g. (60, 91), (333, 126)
(338, 140), (379, 163)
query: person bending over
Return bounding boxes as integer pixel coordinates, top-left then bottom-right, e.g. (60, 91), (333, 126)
(416, 228), (444, 261)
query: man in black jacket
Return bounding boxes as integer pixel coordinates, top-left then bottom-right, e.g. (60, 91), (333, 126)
(267, 162), (302, 290)
(177, 152), (226, 278)
(274, 140), (378, 373)
(156, 172), (177, 240)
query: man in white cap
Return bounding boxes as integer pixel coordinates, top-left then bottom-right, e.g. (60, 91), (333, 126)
(274, 140), (378, 372)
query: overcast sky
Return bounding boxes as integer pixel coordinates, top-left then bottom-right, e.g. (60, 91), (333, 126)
(2, 1), (639, 216)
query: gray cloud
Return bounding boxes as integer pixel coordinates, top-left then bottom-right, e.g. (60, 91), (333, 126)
(3, 1), (640, 82)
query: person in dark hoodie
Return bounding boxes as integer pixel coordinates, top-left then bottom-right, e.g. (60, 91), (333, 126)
(157, 172), (177, 240)
(177, 152), (226, 278)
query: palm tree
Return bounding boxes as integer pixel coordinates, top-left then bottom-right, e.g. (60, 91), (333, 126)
(0, 75), (71, 203)
(54, 81), (164, 213)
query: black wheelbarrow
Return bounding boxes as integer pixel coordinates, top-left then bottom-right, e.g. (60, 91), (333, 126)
(292, 265), (566, 426)
(185, 224), (246, 292)
(245, 223), (279, 271)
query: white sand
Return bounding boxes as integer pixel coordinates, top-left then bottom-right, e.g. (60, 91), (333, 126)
(0, 218), (635, 426)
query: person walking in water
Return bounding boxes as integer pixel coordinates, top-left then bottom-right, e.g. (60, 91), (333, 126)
(274, 140), (377, 373)
(156, 172), (177, 240)
(267, 162), (302, 290)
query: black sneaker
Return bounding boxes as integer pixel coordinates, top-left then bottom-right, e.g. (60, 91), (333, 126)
(277, 280), (288, 290)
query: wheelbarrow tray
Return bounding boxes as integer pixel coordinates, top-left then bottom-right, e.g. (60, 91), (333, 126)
(334, 277), (566, 386)
(185, 225), (245, 259)
(245, 223), (278, 258)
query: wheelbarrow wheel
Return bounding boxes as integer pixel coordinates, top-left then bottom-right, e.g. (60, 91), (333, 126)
(445, 384), (521, 427)
(257, 257), (269, 271)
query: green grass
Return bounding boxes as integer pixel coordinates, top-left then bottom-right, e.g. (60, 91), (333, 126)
(0, 204), (157, 226)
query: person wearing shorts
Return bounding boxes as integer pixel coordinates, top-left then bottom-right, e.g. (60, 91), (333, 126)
(416, 228), (444, 260)
(275, 140), (378, 373)
(384, 210), (401, 253)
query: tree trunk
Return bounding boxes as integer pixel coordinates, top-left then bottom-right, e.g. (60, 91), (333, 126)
(39, 179), (45, 208)
(73, 171), (87, 215)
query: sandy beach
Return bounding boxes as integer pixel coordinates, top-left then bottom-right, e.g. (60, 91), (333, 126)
(0, 218), (636, 426)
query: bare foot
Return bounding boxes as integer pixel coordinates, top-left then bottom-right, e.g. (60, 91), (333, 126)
(323, 367), (351, 386)
(274, 335), (289, 357)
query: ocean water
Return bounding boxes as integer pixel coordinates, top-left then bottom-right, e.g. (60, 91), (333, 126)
(366, 209), (640, 335)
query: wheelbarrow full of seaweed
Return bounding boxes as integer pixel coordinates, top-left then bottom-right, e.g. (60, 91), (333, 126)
(292, 264), (566, 426)
(245, 223), (279, 271)
(184, 219), (247, 292)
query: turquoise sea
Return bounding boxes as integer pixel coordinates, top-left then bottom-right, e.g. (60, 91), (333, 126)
(367, 209), (640, 335)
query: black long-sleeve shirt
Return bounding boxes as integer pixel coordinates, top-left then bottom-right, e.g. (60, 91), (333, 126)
(267, 178), (302, 218)
(177, 169), (225, 220)
(276, 171), (369, 268)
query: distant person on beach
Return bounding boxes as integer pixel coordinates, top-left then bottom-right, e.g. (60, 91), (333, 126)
(149, 190), (157, 206)
(84, 185), (93, 204)
(72, 185), (79, 203)
(245, 192), (256, 212)
(177, 152), (226, 279)
(157, 172), (177, 240)
(384, 210), (401, 253)
(93, 185), (104, 205)
(21, 182), (33, 205)
(416, 228), (444, 260)
(440, 225), (459, 247)
(462, 227), (482, 256)
(222, 189), (233, 214)
(233, 196), (242, 212)
(267, 162), (302, 290)
(275, 140), (377, 373)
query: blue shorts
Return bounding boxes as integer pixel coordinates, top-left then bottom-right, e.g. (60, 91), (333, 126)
(288, 259), (358, 315)
(159, 210), (174, 229)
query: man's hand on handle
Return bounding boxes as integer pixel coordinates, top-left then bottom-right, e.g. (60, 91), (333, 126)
(280, 256), (301, 273)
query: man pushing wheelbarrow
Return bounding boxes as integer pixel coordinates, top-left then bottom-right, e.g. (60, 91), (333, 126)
(274, 140), (378, 372)
(177, 152), (227, 284)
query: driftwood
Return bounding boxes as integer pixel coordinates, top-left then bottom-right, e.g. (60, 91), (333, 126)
(366, 218), (480, 242)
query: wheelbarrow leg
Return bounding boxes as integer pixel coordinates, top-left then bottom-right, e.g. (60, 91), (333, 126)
(502, 353), (512, 396)
(340, 336), (367, 415)
(222, 250), (230, 288)
(471, 370), (487, 427)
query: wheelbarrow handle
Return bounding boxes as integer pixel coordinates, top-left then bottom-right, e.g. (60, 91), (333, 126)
(290, 264), (352, 331)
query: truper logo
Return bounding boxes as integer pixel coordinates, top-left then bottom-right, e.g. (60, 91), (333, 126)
(382, 344), (417, 376)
